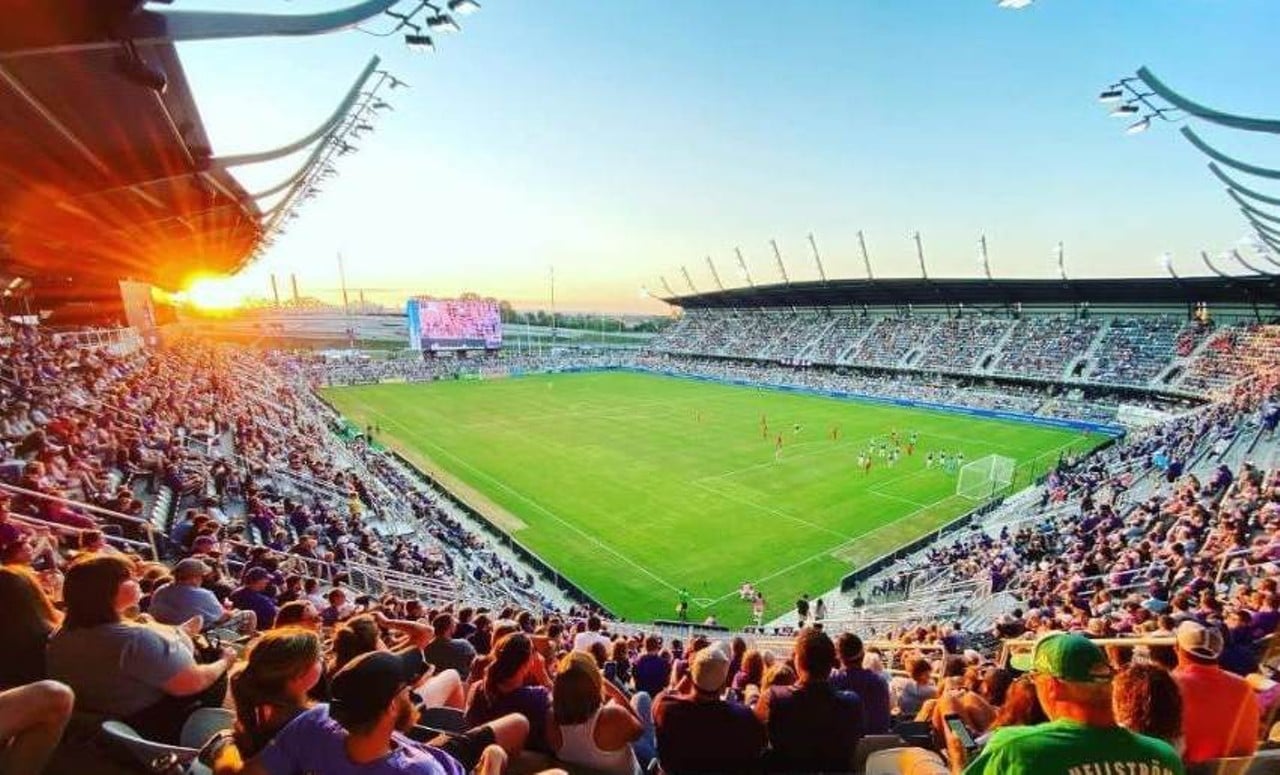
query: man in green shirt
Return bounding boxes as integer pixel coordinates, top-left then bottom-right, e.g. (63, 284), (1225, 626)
(951, 633), (1183, 775)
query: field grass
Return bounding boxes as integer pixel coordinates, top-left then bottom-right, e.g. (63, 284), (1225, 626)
(322, 371), (1106, 627)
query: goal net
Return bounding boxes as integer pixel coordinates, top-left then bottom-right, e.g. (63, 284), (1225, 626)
(956, 454), (1016, 500)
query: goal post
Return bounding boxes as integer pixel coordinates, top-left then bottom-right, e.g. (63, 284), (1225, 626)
(956, 454), (1016, 500)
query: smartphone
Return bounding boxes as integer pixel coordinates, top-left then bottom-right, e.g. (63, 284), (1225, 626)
(944, 713), (977, 752)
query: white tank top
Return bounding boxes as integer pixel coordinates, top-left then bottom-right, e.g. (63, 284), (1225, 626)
(554, 706), (642, 775)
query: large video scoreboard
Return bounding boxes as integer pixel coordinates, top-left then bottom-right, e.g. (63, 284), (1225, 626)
(406, 297), (502, 352)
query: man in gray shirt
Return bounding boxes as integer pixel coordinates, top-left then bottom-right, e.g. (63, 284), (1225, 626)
(422, 613), (476, 676)
(147, 558), (256, 634)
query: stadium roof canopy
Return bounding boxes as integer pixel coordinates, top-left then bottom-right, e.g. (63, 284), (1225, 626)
(0, 1), (264, 297)
(663, 275), (1280, 313)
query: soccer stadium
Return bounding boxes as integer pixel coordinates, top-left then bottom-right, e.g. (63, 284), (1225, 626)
(1, 3), (1278, 775)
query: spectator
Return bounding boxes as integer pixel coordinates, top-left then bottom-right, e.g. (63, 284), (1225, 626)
(899, 658), (938, 719)
(0, 565), (60, 688)
(1170, 620), (1260, 764)
(229, 567), (279, 632)
(654, 642), (765, 775)
(758, 628), (864, 773)
(631, 635), (671, 697)
(830, 632), (891, 734)
(547, 650), (646, 774)
(319, 588), (353, 627)
(47, 554), (236, 743)
(1113, 663), (1182, 752)
(149, 558), (255, 635)
(221, 627), (324, 765)
(236, 651), (528, 775)
(572, 615), (611, 654)
(0, 680), (74, 775)
(422, 613), (477, 677)
(956, 633), (1182, 775)
(977, 675), (1046, 746)
(274, 600), (322, 631)
(465, 632), (553, 753)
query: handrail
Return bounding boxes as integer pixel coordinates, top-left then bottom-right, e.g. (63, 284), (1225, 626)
(9, 513), (156, 555)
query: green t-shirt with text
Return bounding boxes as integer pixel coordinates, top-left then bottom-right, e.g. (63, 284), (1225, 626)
(964, 719), (1183, 775)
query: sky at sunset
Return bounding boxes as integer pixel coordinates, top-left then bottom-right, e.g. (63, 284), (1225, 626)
(176, 1), (1280, 313)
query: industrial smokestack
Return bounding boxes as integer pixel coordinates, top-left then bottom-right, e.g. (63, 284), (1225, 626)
(270, 274), (280, 307)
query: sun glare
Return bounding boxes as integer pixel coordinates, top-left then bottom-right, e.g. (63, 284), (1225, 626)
(182, 277), (246, 311)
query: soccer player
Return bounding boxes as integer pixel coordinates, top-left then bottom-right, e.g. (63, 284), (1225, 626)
(774, 434), (784, 461)
(925, 452), (934, 469)
(793, 422), (802, 437)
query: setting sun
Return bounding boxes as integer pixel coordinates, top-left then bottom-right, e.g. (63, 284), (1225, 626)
(181, 276), (249, 311)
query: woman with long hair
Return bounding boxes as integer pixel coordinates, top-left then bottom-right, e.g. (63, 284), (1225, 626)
(229, 627), (323, 758)
(975, 674), (1048, 745)
(465, 632), (553, 753)
(0, 565), (61, 687)
(47, 554), (236, 743)
(1113, 663), (1183, 752)
(547, 651), (644, 775)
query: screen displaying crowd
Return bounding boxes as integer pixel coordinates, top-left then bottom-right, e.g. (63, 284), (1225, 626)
(408, 299), (503, 352)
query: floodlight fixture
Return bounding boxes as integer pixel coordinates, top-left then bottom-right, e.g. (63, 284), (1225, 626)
(405, 33), (434, 51)
(449, 0), (481, 14)
(370, 100), (393, 111)
(1126, 117), (1152, 135)
(1109, 103), (1140, 117)
(427, 13), (461, 33)
(1098, 88), (1125, 103)
(997, 0), (1033, 8)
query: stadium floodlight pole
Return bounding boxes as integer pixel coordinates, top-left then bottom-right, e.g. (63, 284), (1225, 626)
(1179, 127), (1280, 180)
(549, 265), (557, 346)
(212, 57), (380, 168)
(769, 239), (792, 286)
(1055, 241), (1068, 280)
(734, 247), (756, 288)
(680, 265), (700, 295)
(978, 234), (993, 280)
(806, 233), (829, 283)
(1161, 252), (1179, 280)
(705, 256), (726, 292)
(1199, 250), (1232, 278)
(1209, 163), (1280, 207)
(659, 275), (678, 298)
(1230, 249), (1273, 276)
(857, 230), (875, 280)
(1132, 66), (1280, 136)
(912, 231), (928, 280)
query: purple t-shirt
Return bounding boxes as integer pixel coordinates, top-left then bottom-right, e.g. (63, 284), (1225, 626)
(829, 667), (891, 734)
(654, 693), (765, 775)
(631, 653), (671, 696)
(258, 704), (464, 775)
(465, 684), (551, 753)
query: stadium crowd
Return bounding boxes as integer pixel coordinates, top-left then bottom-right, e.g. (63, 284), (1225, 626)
(653, 310), (1279, 398)
(0, 317), (1277, 775)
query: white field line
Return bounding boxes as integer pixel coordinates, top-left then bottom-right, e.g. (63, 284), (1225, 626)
(688, 479), (854, 542)
(357, 403), (683, 595)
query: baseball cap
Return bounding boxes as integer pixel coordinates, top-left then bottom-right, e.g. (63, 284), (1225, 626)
(329, 651), (414, 730)
(1175, 620), (1223, 661)
(243, 567), (272, 584)
(1010, 632), (1112, 683)
(173, 558), (210, 581)
(691, 643), (731, 692)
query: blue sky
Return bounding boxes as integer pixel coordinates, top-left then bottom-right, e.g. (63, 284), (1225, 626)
(176, 1), (1280, 312)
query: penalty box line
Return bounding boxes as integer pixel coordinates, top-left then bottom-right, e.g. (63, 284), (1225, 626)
(356, 402), (685, 597)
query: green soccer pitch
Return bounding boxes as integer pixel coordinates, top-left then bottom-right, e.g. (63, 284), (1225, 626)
(322, 371), (1108, 627)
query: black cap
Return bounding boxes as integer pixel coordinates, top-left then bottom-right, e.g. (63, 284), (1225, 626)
(329, 651), (414, 729)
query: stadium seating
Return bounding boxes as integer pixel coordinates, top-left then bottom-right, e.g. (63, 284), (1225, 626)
(3, 315), (1278, 775)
